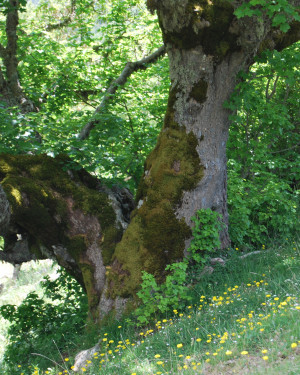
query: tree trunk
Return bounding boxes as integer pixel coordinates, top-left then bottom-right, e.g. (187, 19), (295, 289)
(0, 154), (134, 320)
(0, 1), (299, 321)
(105, 0), (300, 300)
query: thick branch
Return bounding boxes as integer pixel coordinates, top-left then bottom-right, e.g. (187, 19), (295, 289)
(79, 45), (166, 140)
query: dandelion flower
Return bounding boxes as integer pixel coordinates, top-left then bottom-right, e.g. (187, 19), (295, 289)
(177, 343), (183, 348)
(262, 356), (268, 360)
(225, 350), (232, 355)
(291, 343), (297, 348)
(241, 351), (248, 355)
(154, 354), (161, 358)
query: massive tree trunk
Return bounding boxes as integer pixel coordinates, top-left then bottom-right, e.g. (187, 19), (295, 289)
(1, 1), (299, 321)
(105, 1), (300, 300)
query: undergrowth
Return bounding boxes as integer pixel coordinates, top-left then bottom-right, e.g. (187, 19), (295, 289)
(1, 237), (299, 375)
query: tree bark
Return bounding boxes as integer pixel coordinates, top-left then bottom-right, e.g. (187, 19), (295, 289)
(0, 154), (134, 320)
(0, 1), (299, 321)
(0, 0), (36, 111)
(105, 0), (300, 299)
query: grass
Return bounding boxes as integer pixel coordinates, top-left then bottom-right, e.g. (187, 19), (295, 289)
(1, 238), (299, 375)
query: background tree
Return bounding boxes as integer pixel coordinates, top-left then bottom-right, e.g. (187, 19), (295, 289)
(0, 0), (299, 320)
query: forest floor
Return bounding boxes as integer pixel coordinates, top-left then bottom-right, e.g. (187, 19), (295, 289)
(0, 239), (299, 375)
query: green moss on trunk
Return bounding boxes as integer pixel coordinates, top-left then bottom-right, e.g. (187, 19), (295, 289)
(108, 85), (204, 297)
(0, 153), (121, 316)
(159, 0), (239, 63)
(190, 79), (208, 103)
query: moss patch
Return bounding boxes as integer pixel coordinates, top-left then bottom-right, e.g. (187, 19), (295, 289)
(101, 225), (123, 265)
(0, 153), (118, 245)
(0, 153), (121, 316)
(68, 234), (88, 263)
(80, 263), (99, 319)
(159, 0), (240, 63)
(190, 79), (208, 103)
(110, 84), (204, 297)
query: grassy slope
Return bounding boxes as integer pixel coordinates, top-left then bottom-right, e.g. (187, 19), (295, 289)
(1, 239), (300, 375)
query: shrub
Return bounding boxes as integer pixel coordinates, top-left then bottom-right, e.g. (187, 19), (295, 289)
(0, 268), (88, 374)
(135, 209), (222, 324)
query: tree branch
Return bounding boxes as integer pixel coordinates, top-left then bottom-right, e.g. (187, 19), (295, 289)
(79, 45), (166, 140)
(45, 0), (76, 31)
(0, 0), (36, 112)
(46, 17), (72, 31)
(0, 43), (6, 60)
(5, 0), (20, 97)
(266, 75), (279, 102)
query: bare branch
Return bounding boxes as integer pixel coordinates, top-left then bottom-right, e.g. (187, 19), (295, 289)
(266, 75), (279, 102)
(269, 142), (300, 154)
(79, 45), (166, 140)
(5, 0), (20, 96)
(0, 0), (36, 112)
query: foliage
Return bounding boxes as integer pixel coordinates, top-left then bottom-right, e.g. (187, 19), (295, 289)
(189, 209), (223, 263)
(135, 209), (222, 325)
(228, 163), (299, 248)
(0, 0), (168, 191)
(234, 0), (300, 32)
(226, 43), (300, 248)
(0, 269), (88, 374)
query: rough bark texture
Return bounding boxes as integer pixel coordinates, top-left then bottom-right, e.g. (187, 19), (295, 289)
(0, 0), (299, 322)
(105, 0), (300, 299)
(0, 154), (134, 320)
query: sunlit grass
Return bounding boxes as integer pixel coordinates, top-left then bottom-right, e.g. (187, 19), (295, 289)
(2, 239), (300, 375)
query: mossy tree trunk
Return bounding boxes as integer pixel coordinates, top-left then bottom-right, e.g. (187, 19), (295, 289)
(0, 1), (299, 322)
(0, 154), (134, 320)
(106, 0), (300, 299)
